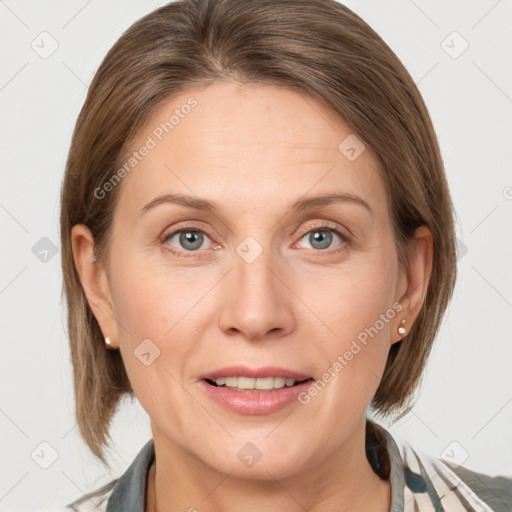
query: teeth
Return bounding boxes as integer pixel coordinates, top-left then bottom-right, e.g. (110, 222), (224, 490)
(225, 377), (237, 387)
(238, 376), (256, 389)
(213, 376), (297, 390)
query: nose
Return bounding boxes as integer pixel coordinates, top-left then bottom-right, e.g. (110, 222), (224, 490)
(218, 246), (296, 341)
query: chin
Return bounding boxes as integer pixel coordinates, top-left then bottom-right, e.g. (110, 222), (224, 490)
(202, 440), (311, 480)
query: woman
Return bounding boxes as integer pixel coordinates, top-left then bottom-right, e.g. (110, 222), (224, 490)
(60, 0), (512, 510)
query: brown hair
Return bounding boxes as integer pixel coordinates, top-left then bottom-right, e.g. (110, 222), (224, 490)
(60, 0), (458, 467)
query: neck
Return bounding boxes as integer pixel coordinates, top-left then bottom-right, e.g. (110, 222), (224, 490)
(146, 419), (391, 512)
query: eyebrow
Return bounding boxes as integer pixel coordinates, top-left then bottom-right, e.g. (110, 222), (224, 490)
(138, 191), (373, 217)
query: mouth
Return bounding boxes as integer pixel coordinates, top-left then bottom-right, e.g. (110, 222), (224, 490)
(203, 376), (313, 392)
(198, 369), (315, 415)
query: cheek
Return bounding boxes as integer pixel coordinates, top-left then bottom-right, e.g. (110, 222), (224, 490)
(298, 255), (397, 346)
(108, 251), (215, 393)
(109, 255), (200, 426)
(110, 250), (201, 343)
(298, 258), (397, 403)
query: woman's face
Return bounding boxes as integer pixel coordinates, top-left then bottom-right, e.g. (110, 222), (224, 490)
(77, 80), (419, 479)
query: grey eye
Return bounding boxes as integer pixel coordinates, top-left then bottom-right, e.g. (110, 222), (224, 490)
(299, 229), (343, 250)
(168, 230), (207, 251)
(308, 230), (332, 250)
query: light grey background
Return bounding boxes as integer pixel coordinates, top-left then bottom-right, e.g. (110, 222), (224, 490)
(1, 1), (511, 510)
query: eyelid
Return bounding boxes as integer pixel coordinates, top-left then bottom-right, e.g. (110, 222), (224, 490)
(160, 220), (213, 240)
(294, 219), (348, 240)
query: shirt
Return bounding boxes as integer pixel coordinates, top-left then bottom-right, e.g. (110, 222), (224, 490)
(65, 421), (512, 511)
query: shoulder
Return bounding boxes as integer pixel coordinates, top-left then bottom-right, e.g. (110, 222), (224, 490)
(400, 440), (512, 512)
(64, 479), (117, 511)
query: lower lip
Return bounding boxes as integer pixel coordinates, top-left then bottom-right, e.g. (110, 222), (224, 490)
(198, 379), (314, 415)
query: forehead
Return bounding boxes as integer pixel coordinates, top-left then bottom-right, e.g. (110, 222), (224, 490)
(116, 80), (386, 219)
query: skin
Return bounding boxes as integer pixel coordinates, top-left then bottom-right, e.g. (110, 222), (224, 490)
(72, 80), (433, 511)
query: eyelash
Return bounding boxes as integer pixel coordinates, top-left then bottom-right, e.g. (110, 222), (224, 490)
(160, 222), (350, 259)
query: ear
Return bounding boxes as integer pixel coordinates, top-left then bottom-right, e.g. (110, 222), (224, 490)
(71, 224), (119, 349)
(391, 225), (433, 345)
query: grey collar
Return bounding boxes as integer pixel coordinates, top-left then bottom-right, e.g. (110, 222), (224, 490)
(377, 423), (406, 511)
(106, 438), (155, 512)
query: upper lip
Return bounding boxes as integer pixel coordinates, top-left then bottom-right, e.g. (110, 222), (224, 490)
(198, 365), (312, 382)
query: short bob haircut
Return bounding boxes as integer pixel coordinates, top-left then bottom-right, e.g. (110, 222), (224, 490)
(60, 0), (458, 467)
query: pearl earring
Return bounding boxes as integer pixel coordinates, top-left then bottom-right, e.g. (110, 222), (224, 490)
(105, 337), (114, 349)
(397, 319), (407, 335)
